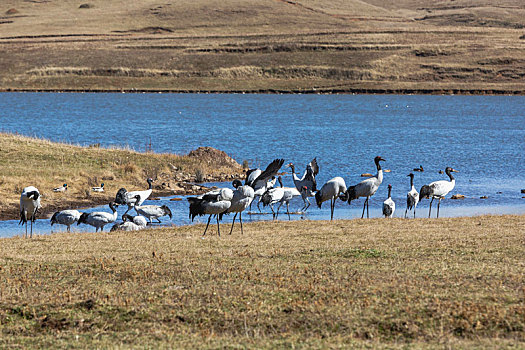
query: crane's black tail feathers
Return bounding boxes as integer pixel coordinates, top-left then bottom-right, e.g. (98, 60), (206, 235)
(260, 191), (272, 207)
(419, 185), (432, 199)
(114, 188), (128, 205)
(339, 191), (349, 202)
(188, 197), (206, 221)
(345, 186), (358, 204)
(161, 205), (173, 219)
(315, 191), (323, 208)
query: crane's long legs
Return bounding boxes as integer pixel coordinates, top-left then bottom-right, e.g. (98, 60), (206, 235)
(239, 212), (244, 235)
(361, 198), (367, 219)
(428, 198), (434, 218)
(367, 198), (370, 219)
(229, 213), (238, 235)
(276, 202), (283, 220)
(437, 199), (441, 218)
(330, 198), (334, 221)
(414, 206), (416, 219)
(216, 215), (221, 236)
(203, 215), (212, 236)
(404, 208), (408, 219)
(269, 204), (276, 219)
(286, 202), (291, 221)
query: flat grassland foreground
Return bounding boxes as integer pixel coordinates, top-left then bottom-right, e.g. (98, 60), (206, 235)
(0, 215), (523, 348)
(1, 0), (525, 94)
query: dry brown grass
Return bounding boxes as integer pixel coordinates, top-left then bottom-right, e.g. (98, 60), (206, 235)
(0, 215), (523, 348)
(0, 133), (242, 220)
(0, 0), (524, 93)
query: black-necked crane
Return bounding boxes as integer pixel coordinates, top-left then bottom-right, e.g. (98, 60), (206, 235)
(110, 213), (148, 231)
(220, 179), (255, 234)
(251, 176), (277, 212)
(315, 177), (347, 221)
(19, 186), (41, 238)
(53, 183), (68, 192)
(345, 156), (386, 218)
(405, 173), (419, 218)
(77, 202), (119, 232)
(261, 176), (300, 220)
(92, 183), (105, 192)
(114, 178), (154, 216)
(131, 194), (172, 224)
(382, 184), (395, 218)
(286, 158), (319, 212)
(419, 167), (459, 218)
(247, 158), (284, 212)
(188, 188), (233, 236)
(50, 209), (81, 232)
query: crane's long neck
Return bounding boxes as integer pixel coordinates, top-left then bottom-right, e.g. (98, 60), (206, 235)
(446, 169), (455, 181)
(409, 175), (414, 188)
(388, 186), (392, 199)
(147, 179), (153, 189)
(289, 164), (301, 182)
(278, 177), (283, 188)
(375, 159), (383, 184)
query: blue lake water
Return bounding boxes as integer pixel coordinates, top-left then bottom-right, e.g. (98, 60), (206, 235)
(0, 92), (524, 237)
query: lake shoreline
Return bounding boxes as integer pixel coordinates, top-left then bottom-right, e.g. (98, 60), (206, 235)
(2, 88), (524, 95)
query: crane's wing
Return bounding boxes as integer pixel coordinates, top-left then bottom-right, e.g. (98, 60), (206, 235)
(302, 158), (319, 191)
(245, 168), (261, 186)
(251, 159), (284, 189)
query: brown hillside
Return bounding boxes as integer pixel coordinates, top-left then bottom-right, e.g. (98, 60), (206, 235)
(0, 0), (524, 93)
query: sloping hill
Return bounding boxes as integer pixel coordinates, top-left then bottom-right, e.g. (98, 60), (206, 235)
(1, 0), (524, 93)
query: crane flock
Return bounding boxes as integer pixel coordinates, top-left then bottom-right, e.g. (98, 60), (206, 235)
(17, 156), (460, 237)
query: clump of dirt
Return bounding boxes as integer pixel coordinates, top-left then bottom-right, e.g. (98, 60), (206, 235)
(187, 147), (241, 169)
(6, 8), (19, 15)
(79, 3), (94, 9)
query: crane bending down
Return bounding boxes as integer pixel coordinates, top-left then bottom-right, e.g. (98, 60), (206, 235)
(382, 184), (395, 218)
(77, 202), (119, 232)
(344, 156), (386, 218)
(114, 178), (154, 217)
(405, 173), (419, 218)
(131, 194), (172, 224)
(19, 186), (41, 238)
(315, 177), (347, 221)
(188, 187), (233, 236)
(286, 158), (319, 212)
(419, 167), (458, 218)
(50, 209), (81, 232)
(219, 179), (255, 234)
(261, 176), (300, 220)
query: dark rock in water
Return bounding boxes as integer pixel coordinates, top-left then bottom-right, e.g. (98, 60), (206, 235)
(480, 196), (488, 199)
(361, 173), (373, 177)
(170, 197), (182, 201)
(451, 194), (465, 199)
(150, 197), (161, 200)
(521, 189), (525, 194)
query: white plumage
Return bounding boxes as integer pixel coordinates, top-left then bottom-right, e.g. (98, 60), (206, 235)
(114, 178), (154, 216)
(260, 180), (286, 220)
(50, 209), (81, 232)
(315, 177), (347, 221)
(110, 214), (148, 231)
(419, 167), (458, 218)
(382, 184), (395, 218)
(405, 173), (419, 218)
(133, 195), (172, 224)
(19, 186), (41, 238)
(222, 179), (255, 234)
(77, 202), (118, 232)
(286, 158), (319, 212)
(345, 156), (386, 218)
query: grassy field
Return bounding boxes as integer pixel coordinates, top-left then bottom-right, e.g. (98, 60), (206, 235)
(0, 215), (523, 348)
(1, 0), (524, 93)
(0, 133), (243, 220)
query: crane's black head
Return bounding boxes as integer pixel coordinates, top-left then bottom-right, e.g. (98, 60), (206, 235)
(407, 173), (414, 178)
(374, 156), (386, 163)
(78, 212), (89, 225)
(134, 194), (142, 203)
(122, 213), (134, 222)
(232, 179), (243, 188)
(388, 184), (392, 189)
(445, 167), (459, 174)
(27, 191), (40, 200)
(101, 183), (105, 188)
(161, 205), (173, 219)
(63, 183), (68, 188)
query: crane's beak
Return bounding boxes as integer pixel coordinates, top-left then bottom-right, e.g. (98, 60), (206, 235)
(451, 169), (459, 173)
(380, 157), (386, 162)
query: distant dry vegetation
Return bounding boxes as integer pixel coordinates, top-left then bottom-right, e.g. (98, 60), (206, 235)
(0, 0), (524, 93)
(0, 215), (523, 348)
(0, 133), (243, 220)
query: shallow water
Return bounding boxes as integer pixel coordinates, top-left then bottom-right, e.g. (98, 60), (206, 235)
(0, 92), (523, 237)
